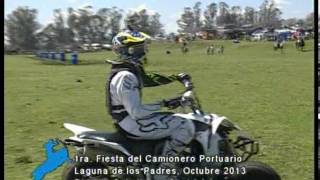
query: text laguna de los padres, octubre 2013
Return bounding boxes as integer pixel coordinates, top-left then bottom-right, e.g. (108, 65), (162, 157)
(72, 155), (246, 176)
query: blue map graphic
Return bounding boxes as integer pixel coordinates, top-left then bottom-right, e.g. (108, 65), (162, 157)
(32, 139), (70, 180)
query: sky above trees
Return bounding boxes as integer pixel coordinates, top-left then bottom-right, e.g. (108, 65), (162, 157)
(5, 0), (314, 33)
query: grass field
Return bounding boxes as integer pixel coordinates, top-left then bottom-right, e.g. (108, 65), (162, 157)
(5, 40), (314, 180)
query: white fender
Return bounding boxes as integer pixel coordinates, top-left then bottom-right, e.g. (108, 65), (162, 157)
(64, 123), (95, 135)
(210, 115), (227, 134)
(63, 123), (132, 157)
(173, 113), (239, 134)
(173, 113), (211, 124)
(210, 114), (241, 133)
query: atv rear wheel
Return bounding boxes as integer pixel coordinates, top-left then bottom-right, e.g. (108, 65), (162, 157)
(62, 161), (113, 180)
(226, 161), (281, 180)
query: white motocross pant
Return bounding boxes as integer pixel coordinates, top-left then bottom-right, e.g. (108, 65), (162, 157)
(118, 112), (195, 157)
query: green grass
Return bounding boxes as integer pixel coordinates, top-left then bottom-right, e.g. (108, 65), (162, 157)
(5, 40), (314, 180)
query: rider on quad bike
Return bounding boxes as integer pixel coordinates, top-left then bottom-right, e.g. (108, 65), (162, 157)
(275, 34), (284, 47)
(106, 17), (195, 180)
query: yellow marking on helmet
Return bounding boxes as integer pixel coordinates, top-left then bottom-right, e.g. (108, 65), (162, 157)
(116, 31), (151, 44)
(124, 36), (146, 43)
(117, 32), (132, 37)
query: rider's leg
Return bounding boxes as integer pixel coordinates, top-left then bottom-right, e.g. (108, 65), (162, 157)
(150, 116), (195, 179)
(160, 117), (195, 156)
(119, 113), (195, 148)
(118, 113), (196, 178)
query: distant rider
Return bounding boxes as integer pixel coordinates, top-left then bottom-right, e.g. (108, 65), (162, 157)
(275, 34), (284, 49)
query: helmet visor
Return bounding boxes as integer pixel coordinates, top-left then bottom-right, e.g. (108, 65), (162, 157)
(113, 43), (148, 61)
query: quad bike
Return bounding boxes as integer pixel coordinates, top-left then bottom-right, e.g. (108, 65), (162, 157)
(295, 39), (305, 51)
(60, 73), (281, 180)
(181, 46), (189, 54)
(273, 42), (284, 54)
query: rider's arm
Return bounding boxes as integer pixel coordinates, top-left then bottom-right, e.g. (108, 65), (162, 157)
(113, 71), (162, 120)
(142, 72), (177, 87)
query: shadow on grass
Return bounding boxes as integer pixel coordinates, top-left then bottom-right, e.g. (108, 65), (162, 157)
(29, 57), (107, 66)
(15, 155), (33, 164)
(76, 60), (108, 66)
(301, 49), (313, 52)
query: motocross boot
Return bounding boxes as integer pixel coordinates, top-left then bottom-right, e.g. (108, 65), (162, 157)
(153, 140), (188, 180)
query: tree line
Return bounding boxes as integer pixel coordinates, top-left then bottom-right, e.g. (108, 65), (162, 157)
(5, 5), (164, 51)
(177, 0), (313, 34)
(5, 0), (314, 51)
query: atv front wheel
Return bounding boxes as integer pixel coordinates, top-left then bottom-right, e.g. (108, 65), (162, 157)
(226, 161), (281, 180)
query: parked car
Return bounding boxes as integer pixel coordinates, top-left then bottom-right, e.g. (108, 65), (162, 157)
(91, 43), (102, 51)
(251, 33), (264, 41)
(102, 44), (112, 50)
(80, 44), (90, 52)
(64, 49), (72, 53)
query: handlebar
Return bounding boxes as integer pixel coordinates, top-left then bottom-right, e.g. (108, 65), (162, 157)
(182, 80), (193, 90)
(174, 73), (204, 114)
(175, 73), (193, 90)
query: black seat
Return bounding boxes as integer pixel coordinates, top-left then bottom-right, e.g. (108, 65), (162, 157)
(78, 131), (123, 141)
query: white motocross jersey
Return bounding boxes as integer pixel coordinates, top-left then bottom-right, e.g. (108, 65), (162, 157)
(109, 71), (162, 120)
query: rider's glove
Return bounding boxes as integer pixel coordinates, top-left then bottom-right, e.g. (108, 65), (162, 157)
(176, 73), (193, 90)
(161, 97), (181, 109)
(176, 73), (191, 82)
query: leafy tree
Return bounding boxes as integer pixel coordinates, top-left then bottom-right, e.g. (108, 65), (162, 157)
(148, 12), (164, 36)
(305, 12), (314, 28)
(243, 7), (255, 25)
(216, 2), (231, 26)
(296, 19), (305, 28)
(52, 9), (74, 46)
(65, 6), (94, 44)
(138, 9), (151, 33)
(258, 0), (282, 28)
(230, 6), (242, 26)
(177, 7), (195, 34)
(125, 9), (164, 36)
(36, 24), (58, 50)
(5, 6), (40, 50)
(253, 10), (260, 25)
(95, 7), (123, 41)
(193, 2), (202, 32)
(203, 3), (217, 29)
(282, 18), (298, 27)
(108, 7), (124, 37)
